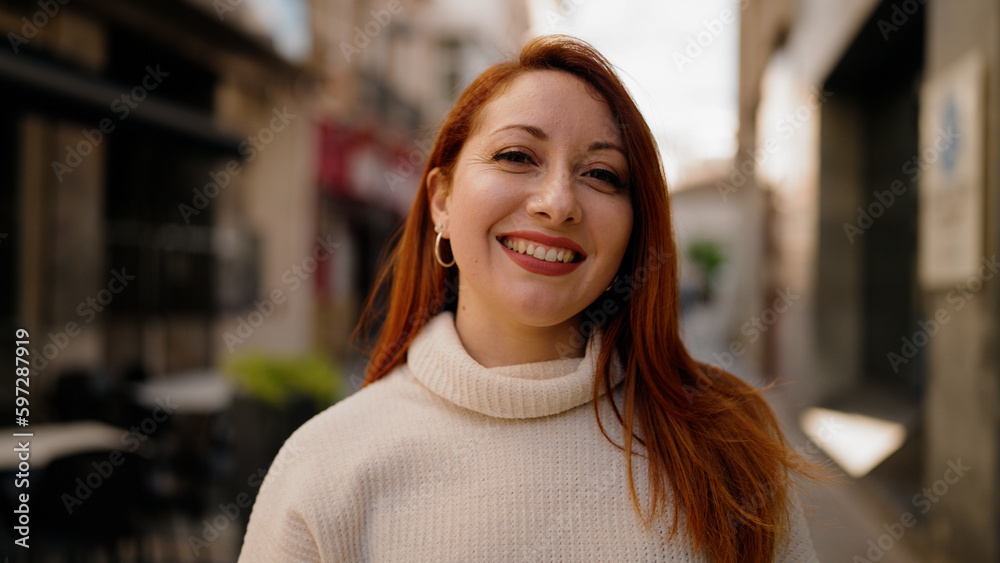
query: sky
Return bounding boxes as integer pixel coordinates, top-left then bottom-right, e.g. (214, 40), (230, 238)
(242, 0), (314, 62)
(526, 0), (741, 187)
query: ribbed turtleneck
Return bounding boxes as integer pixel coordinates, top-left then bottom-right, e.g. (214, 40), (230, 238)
(240, 311), (819, 562)
(407, 311), (622, 419)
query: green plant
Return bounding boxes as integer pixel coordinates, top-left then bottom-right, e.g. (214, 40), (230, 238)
(686, 239), (726, 301)
(687, 239), (724, 277)
(225, 353), (344, 409)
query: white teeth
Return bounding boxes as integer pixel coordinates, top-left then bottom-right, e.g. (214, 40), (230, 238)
(501, 237), (577, 264)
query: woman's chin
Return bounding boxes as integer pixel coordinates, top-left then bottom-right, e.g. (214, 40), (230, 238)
(502, 303), (585, 330)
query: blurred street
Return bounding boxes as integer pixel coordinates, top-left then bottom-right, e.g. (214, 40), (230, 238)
(1, 0), (998, 561)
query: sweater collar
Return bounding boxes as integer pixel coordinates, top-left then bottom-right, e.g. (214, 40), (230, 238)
(407, 312), (622, 419)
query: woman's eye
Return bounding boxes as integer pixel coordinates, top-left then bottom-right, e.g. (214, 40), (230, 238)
(586, 168), (625, 189)
(493, 151), (535, 165)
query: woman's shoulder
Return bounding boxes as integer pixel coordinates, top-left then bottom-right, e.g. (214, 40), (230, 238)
(289, 363), (432, 448)
(265, 361), (469, 476)
(241, 363), (442, 560)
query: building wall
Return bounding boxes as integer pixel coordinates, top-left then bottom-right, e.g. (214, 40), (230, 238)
(742, 0), (999, 560)
(743, 0), (880, 405)
(921, 1), (1000, 560)
(812, 94), (866, 401)
(0, 0), (319, 392)
(212, 75), (317, 358)
(4, 4), (115, 389)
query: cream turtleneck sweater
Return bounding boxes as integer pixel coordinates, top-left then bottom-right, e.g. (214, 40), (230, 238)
(238, 312), (818, 562)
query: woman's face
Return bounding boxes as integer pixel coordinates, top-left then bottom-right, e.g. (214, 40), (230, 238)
(430, 70), (633, 331)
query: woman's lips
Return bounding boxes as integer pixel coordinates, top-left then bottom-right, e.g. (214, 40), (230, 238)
(497, 237), (584, 276)
(498, 230), (587, 259)
(500, 236), (578, 263)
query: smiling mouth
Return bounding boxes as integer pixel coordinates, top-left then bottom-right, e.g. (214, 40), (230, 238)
(499, 236), (581, 264)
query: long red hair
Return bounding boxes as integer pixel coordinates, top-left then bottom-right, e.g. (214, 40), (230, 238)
(356, 35), (814, 563)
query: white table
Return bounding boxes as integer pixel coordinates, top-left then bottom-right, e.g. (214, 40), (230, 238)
(133, 369), (235, 415)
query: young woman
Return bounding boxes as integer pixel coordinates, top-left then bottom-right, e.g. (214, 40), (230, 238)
(240, 35), (819, 563)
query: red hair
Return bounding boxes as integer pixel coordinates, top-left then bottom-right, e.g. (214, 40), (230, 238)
(356, 35), (816, 563)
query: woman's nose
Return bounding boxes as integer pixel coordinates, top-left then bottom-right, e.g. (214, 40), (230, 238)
(525, 170), (582, 225)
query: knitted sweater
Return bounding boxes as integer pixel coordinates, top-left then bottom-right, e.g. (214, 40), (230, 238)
(238, 312), (818, 562)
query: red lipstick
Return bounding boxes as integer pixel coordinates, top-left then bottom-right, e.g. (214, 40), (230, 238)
(496, 231), (586, 277)
(498, 231), (587, 258)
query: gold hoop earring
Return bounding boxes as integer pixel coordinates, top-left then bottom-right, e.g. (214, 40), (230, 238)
(434, 224), (455, 268)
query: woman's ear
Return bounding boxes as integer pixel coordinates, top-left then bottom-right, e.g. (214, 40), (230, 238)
(427, 167), (450, 236)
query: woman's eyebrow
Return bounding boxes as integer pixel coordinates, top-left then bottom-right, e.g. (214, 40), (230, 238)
(491, 124), (625, 156)
(589, 141), (625, 156)
(491, 124), (547, 139)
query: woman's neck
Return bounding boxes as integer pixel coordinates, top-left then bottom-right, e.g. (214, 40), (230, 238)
(453, 307), (586, 368)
